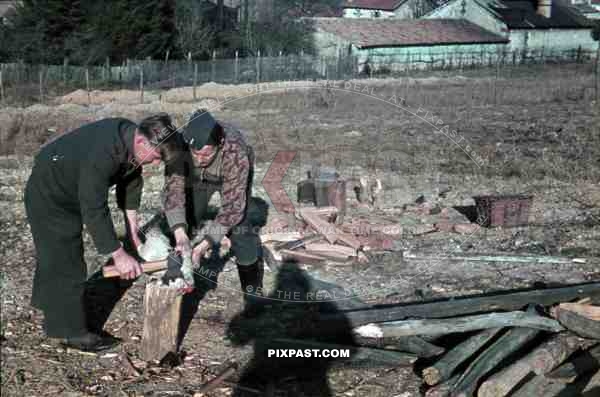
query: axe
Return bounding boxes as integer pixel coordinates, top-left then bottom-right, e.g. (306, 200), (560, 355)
(102, 258), (168, 278)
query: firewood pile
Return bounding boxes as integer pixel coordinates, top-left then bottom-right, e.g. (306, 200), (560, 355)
(335, 286), (600, 397)
(260, 199), (482, 268)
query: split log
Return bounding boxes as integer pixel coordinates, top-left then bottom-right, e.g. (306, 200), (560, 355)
(303, 250), (353, 263)
(270, 338), (417, 367)
(260, 232), (304, 244)
(299, 208), (362, 249)
(141, 280), (182, 361)
(297, 206), (338, 220)
(477, 333), (595, 397)
(423, 328), (503, 386)
(552, 303), (600, 321)
(299, 209), (337, 244)
(554, 308), (600, 339)
(547, 345), (600, 383)
(354, 311), (563, 339)
(354, 335), (445, 358)
(335, 230), (362, 250)
(279, 249), (326, 264)
(425, 374), (461, 397)
(452, 325), (541, 397)
(403, 251), (587, 264)
(273, 234), (322, 251)
(321, 282), (600, 327)
(304, 243), (357, 259)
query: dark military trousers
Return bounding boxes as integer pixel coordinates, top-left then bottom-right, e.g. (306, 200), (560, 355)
(186, 182), (263, 266)
(25, 164), (128, 338)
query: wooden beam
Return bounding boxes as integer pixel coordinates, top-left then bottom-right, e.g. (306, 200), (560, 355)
(270, 338), (417, 367)
(353, 335), (445, 358)
(320, 282), (600, 327)
(354, 310), (563, 339)
(141, 280), (182, 361)
(403, 251), (587, 264)
(422, 328), (502, 386)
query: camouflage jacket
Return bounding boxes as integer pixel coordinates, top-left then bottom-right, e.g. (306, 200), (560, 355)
(162, 122), (254, 244)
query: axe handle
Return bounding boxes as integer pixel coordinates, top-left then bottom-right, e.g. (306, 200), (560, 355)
(102, 259), (168, 278)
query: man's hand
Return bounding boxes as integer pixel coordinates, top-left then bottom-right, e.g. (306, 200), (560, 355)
(192, 239), (211, 265)
(174, 227), (191, 255)
(112, 246), (143, 280)
(191, 236), (231, 265)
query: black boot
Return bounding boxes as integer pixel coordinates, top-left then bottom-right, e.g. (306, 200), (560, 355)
(62, 331), (121, 352)
(237, 258), (266, 314)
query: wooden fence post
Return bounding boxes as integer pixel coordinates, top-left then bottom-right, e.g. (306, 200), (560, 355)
(234, 50), (239, 83)
(105, 56), (110, 83)
(211, 49), (216, 82)
(63, 57), (68, 87)
(140, 67), (144, 104)
(256, 49), (261, 84)
(595, 43), (599, 103)
(193, 63), (198, 101)
(0, 68), (4, 105)
(85, 68), (90, 105)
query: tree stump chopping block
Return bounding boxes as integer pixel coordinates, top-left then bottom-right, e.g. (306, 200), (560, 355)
(141, 280), (182, 361)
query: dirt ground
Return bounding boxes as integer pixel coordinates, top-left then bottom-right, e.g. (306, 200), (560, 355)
(2, 64), (600, 396)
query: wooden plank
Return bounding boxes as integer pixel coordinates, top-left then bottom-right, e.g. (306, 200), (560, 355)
(320, 282), (600, 328)
(141, 280), (182, 361)
(270, 338), (417, 367)
(403, 251), (587, 264)
(422, 328), (503, 386)
(354, 335), (445, 358)
(355, 311), (563, 338)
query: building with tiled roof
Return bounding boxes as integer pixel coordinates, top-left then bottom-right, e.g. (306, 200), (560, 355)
(424, 0), (597, 51)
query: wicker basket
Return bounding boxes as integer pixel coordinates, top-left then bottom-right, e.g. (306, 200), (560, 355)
(473, 194), (533, 227)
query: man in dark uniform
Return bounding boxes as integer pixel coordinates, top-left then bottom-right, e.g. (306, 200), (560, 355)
(159, 109), (264, 307)
(25, 114), (177, 351)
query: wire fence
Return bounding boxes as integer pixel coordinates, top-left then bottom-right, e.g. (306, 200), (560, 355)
(0, 47), (597, 106)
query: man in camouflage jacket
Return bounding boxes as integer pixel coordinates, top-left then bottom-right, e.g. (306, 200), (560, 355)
(161, 109), (264, 304)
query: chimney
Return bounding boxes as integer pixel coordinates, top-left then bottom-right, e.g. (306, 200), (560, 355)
(537, 0), (552, 18)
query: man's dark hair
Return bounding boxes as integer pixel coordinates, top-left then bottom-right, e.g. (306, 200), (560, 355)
(138, 113), (177, 146)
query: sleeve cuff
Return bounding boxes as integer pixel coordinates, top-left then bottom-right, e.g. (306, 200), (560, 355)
(165, 208), (187, 230)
